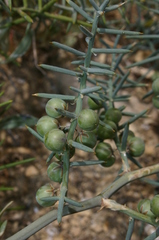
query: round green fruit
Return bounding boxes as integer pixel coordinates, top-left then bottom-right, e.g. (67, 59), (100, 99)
(95, 142), (113, 161)
(152, 79), (159, 95)
(101, 154), (116, 167)
(77, 109), (99, 131)
(119, 130), (135, 143)
(95, 142), (115, 167)
(36, 116), (59, 137)
(150, 195), (159, 217)
(36, 183), (57, 207)
(47, 162), (62, 183)
(97, 120), (117, 140)
(105, 108), (122, 124)
(128, 137), (145, 157)
(137, 199), (155, 218)
(88, 97), (102, 110)
(45, 98), (67, 118)
(44, 129), (66, 152)
(76, 132), (97, 148)
(152, 95), (159, 109)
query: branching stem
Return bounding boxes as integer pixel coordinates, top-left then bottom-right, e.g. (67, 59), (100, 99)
(7, 163), (159, 240)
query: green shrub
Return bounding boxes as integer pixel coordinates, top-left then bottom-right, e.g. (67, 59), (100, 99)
(4, 0), (159, 239)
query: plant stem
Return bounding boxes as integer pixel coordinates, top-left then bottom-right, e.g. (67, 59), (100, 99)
(144, 227), (159, 240)
(68, 11), (100, 140)
(120, 150), (130, 172)
(101, 199), (157, 227)
(108, 35), (120, 108)
(125, 218), (135, 240)
(61, 8), (100, 221)
(7, 163), (159, 240)
(114, 132), (130, 173)
(43, 12), (92, 27)
(9, 12), (92, 28)
(0, 158), (35, 170)
(57, 150), (70, 223)
(38, 0), (42, 11)
(22, 0), (28, 8)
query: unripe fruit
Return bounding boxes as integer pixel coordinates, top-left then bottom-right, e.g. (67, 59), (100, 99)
(95, 142), (115, 167)
(76, 132), (97, 148)
(95, 142), (112, 160)
(101, 154), (116, 167)
(137, 199), (155, 218)
(128, 137), (145, 157)
(44, 129), (66, 152)
(45, 98), (67, 118)
(47, 162), (62, 183)
(97, 120), (117, 140)
(77, 109), (99, 131)
(36, 183), (57, 207)
(88, 97), (102, 110)
(152, 95), (159, 109)
(152, 79), (159, 95)
(105, 108), (122, 124)
(119, 130), (135, 143)
(36, 116), (59, 137)
(150, 195), (159, 217)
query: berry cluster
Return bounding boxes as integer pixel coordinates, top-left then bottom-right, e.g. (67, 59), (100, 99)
(34, 94), (146, 207)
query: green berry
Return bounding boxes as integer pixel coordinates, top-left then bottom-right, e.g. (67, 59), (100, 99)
(76, 132), (97, 148)
(101, 154), (116, 168)
(45, 98), (67, 118)
(152, 79), (159, 95)
(137, 199), (155, 218)
(36, 116), (59, 137)
(44, 129), (66, 152)
(95, 142), (115, 167)
(95, 142), (112, 160)
(77, 109), (99, 131)
(152, 95), (159, 109)
(88, 97), (102, 110)
(128, 137), (145, 157)
(36, 183), (57, 207)
(150, 195), (159, 217)
(119, 130), (135, 143)
(105, 108), (122, 124)
(47, 162), (62, 183)
(97, 120), (117, 140)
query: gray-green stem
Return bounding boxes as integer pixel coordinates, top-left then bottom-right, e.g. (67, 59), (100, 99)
(63, 7), (100, 220)
(114, 133), (130, 173)
(57, 150), (70, 223)
(7, 163), (159, 240)
(101, 199), (158, 227)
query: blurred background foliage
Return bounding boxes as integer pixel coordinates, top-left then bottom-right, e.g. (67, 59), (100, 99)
(0, 0), (159, 70)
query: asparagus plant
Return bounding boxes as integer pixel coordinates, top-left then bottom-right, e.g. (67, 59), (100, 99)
(6, 0), (159, 240)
